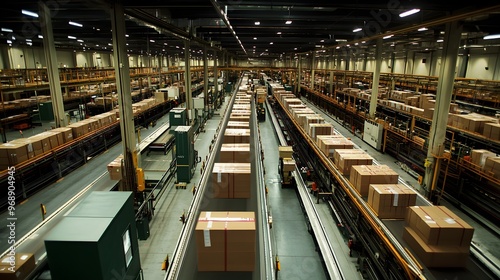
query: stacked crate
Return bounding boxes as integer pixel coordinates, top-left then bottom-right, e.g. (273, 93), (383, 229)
(349, 165), (399, 196)
(367, 184), (417, 219)
(403, 206), (474, 267)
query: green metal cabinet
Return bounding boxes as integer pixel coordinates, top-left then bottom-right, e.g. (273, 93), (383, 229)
(39, 101), (54, 121)
(175, 125), (195, 182)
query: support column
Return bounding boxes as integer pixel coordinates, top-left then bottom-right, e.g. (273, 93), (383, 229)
(203, 46), (209, 113)
(369, 38), (383, 118)
(297, 54), (302, 95)
(390, 52), (396, 73)
(329, 71), (334, 96)
(311, 51), (316, 91)
(424, 21), (462, 200)
(213, 50), (219, 108)
(111, 2), (138, 192)
(39, 2), (67, 127)
(184, 41), (192, 123)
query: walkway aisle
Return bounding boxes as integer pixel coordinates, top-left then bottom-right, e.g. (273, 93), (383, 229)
(139, 99), (230, 280)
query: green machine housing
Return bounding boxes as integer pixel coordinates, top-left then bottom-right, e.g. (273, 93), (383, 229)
(175, 125), (195, 183)
(44, 192), (141, 280)
(169, 107), (187, 133)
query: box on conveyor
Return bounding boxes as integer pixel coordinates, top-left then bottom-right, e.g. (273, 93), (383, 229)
(107, 154), (123, 180)
(9, 139), (36, 159)
(349, 165), (398, 196)
(0, 142), (28, 166)
(283, 98), (302, 109)
(337, 153), (373, 176)
(483, 157), (500, 179)
(367, 184), (417, 219)
(38, 131), (63, 149)
(230, 110), (251, 116)
(67, 122), (88, 139)
(291, 109), (314, 121)
(0, 253), (36, 280)
(219, 143), (251, 163)
(226, 121), (249, 129)
(233, 104), (251, 110)
(223, 129), (251, 144)
(278, 146), (293, 159)
(403, 205), (474, 267)
(196, 211), (256, 271)
(308, 123), (334, 141)
(211, 163), (251, 198)
(333, 149), (365, 167)
(282, 158), (295, 172)
(405, 206), (474, 247)
(482, 123), (500, 141)
(229, 115), (250, 122)
(29, 131), (59, 152)
(470, 149), (496, 168)
(51, 127), (74, 143)
(317, 137), (354, 158)
(296, 113), (318, 128)
(304, 115), (324, 131)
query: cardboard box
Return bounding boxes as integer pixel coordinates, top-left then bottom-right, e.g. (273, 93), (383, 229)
(405, 206), (474, 247)
(0, 253), (36, 280)
(107, 154), (123, 180)
(227, 121), (249, 129)
(483, 157), (500, 179)
(229, 115), (250, 122)
(223, 129), (251, 144)
(349, 165), (399, 196)
(36, 131), (60, 150)
(211, 163), (251, 198)
(470, 149), (496, 168)
(368, 184), (417, 219)
(279, 146), (294, 159)
(0, 142), (28, 165)
(282, 158), (295, 172)
(318, 137), (354, 158)
(28, 134), (51, 153)
(51, 127), (73, 143)
(333, 149), (366, 167)
(9, 139), (36, 159)
(403, 226), (469, 268)
(219, 143), (251, 163)
(196, 211), (256, 271)
(483, 123), (500, 141)
(308, 123), (334, 140)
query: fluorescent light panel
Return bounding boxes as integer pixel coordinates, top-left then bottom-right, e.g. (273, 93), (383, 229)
(68, 35), (77, 39)
(418, 27), (428, 31)
(383, 34), (393, 39)
(1, 28), (13, 33)
(353, 28), (362, 32)
(69, 21), (83, 27)
(399, 8), (420, 17)
(255, 21), (260, 25)
(22, 9), (38, 18)
(484, 34), (500, 40)
(285, 20), (292, 24)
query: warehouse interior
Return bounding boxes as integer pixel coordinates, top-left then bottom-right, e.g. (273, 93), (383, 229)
(0, 1), (499, 280)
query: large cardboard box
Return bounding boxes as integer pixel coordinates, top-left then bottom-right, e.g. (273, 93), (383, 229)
(317, 137), (354, 158)
(219, 144), (251, 163)
(335, 151), (373, 176)
(107, 154), (123, 180)
(308, 123), (334, 140)
(9, 139), (36, 159)
(333, 149), (366, 167)
(368, 184), (417, 219)
(196, 211), (256, 271)
(24, 137), (43, 156)
(0, 142), (28, 165)
(68, 122), (90, 138)
(405, 206), (474, 247)
(0, 253), (36, 280)
(211, 163), (251, 198)
(282, 158), (295, 172)
(403, 226), (469, 268)
(51, 127), (74, 143)
(229, 115), (250, 122)
(226, 121), (249, 129)
(279, 146), (293, 159)
(483, 157), (500, 179)
(349, 165), (399, 196)
(36, 131), (60, 150)
(304, 115), (325, 131)
(223, 129), (251, 144)
(470, 149), (496, 168)
(28, 134), (51, 153)
(483, 123), (500, 141)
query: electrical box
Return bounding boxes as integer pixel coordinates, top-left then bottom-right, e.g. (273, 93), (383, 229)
(363, 120), (384, 150)
(175, 126), (195, 182)
(39, 101), (54, 121)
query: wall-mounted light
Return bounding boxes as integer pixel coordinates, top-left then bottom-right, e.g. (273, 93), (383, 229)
(399, 9), (420, 18)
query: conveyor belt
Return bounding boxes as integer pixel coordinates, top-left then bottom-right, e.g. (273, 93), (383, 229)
(165, 74), (275, 279)
(271, 85), (498, 279)
(147, 130), (174, 155)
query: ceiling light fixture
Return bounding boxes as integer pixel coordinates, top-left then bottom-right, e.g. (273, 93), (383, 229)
(77, 39), (84, 42)
(21, 10), (38, 18)
(353, 28), (362, 32)
(255, 21), (260, 25)
(69, 21), (83, 27)
(6, 40), (12, 44)
(277, 32), (281, 35)
(253, 37), (257, 40)
(399, 9), (420, 18)
(150, 39), (155, 43)
(270, 42), (273, 45)
(383, 34), (394, 39)
(484, 34), (500, 40)
(285, 20), (292, 24)
(68, 36), (77, 39)
(418, 27), (428, 31)
(1, 28), (13, 33)
(436, 39), (443, 43)
(38, 35), (43, 39)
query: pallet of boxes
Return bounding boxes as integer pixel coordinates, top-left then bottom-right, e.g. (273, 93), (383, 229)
(196, 90), (256, 272)
(279, 146), (295, 187)
(403, 206), (474, 267)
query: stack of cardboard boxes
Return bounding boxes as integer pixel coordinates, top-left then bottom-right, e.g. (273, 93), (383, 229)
(195, 211), (257, 271)
(211, 163), (251, 198)
(278, 146), (293, 159)
(223, 129), (251, 144)
(349, 165), (399, 196)
(470, 149), (497, 169)
(308, 123), (334, 141)
(403, 206), (474, 267)
(0, 253), (36, 280)
(484, 157), (500, 179)
(333, 149), (373, 175)
(219, 143), (251, 163)
(316, 136), (354, 158)
(482, 123), (500, 141)
(367, 184), (417, 219)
